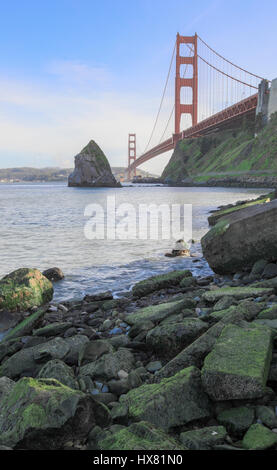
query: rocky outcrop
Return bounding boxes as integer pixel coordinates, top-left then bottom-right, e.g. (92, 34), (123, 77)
(201, 199), (277, 274)
(0, 377), (110, 449)
(0, 268), (53, 312)
(68, 140), (120, 187)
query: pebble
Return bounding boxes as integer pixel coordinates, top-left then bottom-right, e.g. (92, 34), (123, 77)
(146, 361), (162, 373)
(118, 370), (129, 380)
(109, 327), (123, 335)
(48, 305), (58, 312)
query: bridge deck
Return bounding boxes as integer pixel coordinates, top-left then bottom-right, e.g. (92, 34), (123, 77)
(129, 93), (258, 171)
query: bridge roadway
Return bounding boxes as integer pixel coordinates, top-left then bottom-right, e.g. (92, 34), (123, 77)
(129, 93), (258, 172)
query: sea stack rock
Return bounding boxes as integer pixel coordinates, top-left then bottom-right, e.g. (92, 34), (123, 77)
(68, 140), (120, 187)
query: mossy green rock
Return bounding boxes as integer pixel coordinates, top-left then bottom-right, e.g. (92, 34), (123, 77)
(242, 423), (277, 450)
(37, 359), (79, 390)
(202, 323), (273, 400)
(146, 318), (208, 358)
(180, 426), (227, 450)
(126, 298), (194, 327)
(0, 268), (53, 311)
(0, 377), (110, 449)
(201, 200), (277, 274)
(33, 322), (72, 337)
(132, 270), (192, 298)
(99, 421), (186, 450)
(256, 406), (277, 429)
(217, 407), (255, 437)
(122, 366), (211, 431)
(3, 308), (46, 341)
(202, 287), (274, 304)
(257, 305), (277, 320)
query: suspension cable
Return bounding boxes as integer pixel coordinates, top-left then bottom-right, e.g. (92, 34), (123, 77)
(197, 34), (267, 81)
(143, 40), (176, 154)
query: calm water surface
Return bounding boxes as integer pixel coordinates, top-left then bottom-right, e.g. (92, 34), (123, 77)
(0, 183), (270, 302)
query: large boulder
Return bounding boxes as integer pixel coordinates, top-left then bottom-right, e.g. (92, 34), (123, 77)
(0, 377), (110, 449)
(0, 268), (53, 311)
(68, 140), (120, 187)
(146, 318), (208, 358)
(121, 366), (211, 431)
(201, 200), (277, 274)
(201, 323), (273, 400)
(0, 337), (71, 379)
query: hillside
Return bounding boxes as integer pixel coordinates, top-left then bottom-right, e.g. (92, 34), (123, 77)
(0, 166), (157, 182)
(162, 113), (277, 185)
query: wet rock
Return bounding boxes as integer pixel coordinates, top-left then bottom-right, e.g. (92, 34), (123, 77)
(110, 403), (128, 425)
(98, 421), (186, 450)
(0, 268), (53, 311)
(79, 348), (135, 381)
(180, 426), (227, 450)
(68, 140), (119, 188)
(125, 298), (194, 327)
(3, 307), (46, 341)
(257, 305), (277, 320)
(33, 322), (72, 337)
(0, 377), (110, 449)
(0, 376), (15, 401)
(37, 359), (79, 390)
(202, 287), (274, 304)
(242, 423), (277, 450)
(63, 335), (89, 365)
(256, 405), (277, 429)
(251, 259), (268, 277)
(42, 267), (64, 282)
(262, 264), (277, 279)
(121, 366), (211, 431)
(146, 318), (208, 358)
(0, 337), (71, 379)
(78, 339), (113, 366)
(201, 200), (277, 274)
(146, 361), (162, 373)
(202, 323), (273, 400)
(217, 406), (255, 437)
(132, 270), (192, 298)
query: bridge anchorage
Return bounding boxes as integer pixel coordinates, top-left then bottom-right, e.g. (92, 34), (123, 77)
(127, 32), (270, 179)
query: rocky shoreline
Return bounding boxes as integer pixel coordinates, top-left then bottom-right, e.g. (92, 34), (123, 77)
(2, 194), (277, 450)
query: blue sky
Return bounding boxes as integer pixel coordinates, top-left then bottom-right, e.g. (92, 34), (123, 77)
(0, 0), (276, 174)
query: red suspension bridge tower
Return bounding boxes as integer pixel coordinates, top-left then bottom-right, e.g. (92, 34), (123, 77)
(127, 133), (136, 180)
(175, 33), (198, 135)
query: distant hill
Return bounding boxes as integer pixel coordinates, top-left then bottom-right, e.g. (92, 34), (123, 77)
(0, 166), (158, 182)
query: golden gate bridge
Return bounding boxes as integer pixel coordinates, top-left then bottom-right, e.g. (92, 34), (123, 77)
(127, 33), (270, 179)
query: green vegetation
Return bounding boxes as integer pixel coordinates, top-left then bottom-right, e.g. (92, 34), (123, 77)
(162, 113), (277, 182)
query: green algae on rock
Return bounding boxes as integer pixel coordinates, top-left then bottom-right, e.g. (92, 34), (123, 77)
(242, 423), (277, 450)
(125, 298), (195, 327)
(180, 425), (227, 450)
(121, 366), (211, 431)
(202, 323), (273, 400)
(99, 421), (186, 450)
(202, 286), (274, 303)
(132, 270), (192, 298)
(0, 377), (110, 449)
(217, 406), (255, 437)
(0, 268), (53, 311)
